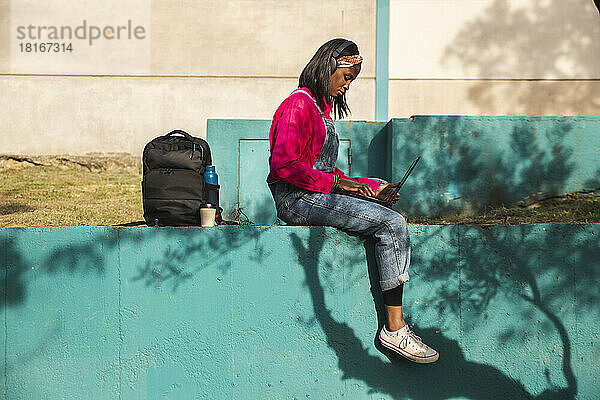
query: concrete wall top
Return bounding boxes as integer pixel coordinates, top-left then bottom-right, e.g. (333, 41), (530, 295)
(389, 0), (600, 79)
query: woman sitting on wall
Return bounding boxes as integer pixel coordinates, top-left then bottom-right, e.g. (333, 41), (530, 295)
(267, 38), (438, 364)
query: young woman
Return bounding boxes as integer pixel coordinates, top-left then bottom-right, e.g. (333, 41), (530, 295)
(267, 38), (438, 364)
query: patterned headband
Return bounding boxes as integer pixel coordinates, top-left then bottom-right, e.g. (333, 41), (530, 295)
(336, 54), (363, 68)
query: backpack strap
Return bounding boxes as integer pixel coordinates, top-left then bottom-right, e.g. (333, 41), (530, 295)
(165, 129), (194, 140)
(163, 129), (206, 162)
(291, 89), (324, 116)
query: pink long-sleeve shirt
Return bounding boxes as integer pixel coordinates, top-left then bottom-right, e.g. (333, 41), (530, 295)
(267, 88), (381, 194)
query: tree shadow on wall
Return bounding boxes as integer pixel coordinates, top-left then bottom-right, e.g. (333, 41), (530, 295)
(289, 226), (598, 399)
(1, 229), (120, 382)
(127, 226), (267, 290)
(442, 0), (600, 114)
(412, 224), (600, 399)
(1, 225), (269, 389)
(1, 229), (118, 307)
(390, 116), (586, 217)
(1, 226), (267, 307)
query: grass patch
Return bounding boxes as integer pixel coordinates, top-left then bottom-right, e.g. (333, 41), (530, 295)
(409, 192), (599, 225)
(0, 156), (143, 227)
(0, 155), (598, 227)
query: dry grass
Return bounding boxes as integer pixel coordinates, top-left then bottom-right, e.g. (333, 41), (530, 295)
(0, 154), (143, 227)
(0, 154), (598, 227)
(409, 192), (600, 226)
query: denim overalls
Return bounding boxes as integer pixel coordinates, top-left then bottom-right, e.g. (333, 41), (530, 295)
(269, 90), (411, 291)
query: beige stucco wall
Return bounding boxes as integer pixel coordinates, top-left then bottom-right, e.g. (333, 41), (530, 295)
(0, 74), (374, 155)
(2, 0), (598, 155)
(389, 80), (600, 117)
(0, 0), (9, 73)
(150, 0), (376, 78)
(0, 0), (376, 155)
(8, 0), (152, 74)
(388, 0), (600, 117)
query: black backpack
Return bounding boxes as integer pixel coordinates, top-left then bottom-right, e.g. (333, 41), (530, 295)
(142, 130), (214, 226)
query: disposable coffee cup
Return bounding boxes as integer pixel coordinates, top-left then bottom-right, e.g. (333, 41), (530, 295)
(200, 205), (216, 227)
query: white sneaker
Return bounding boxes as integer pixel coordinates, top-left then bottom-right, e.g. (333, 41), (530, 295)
(379, 325), (439, 364)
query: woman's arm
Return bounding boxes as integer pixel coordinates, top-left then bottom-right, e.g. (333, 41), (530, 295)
(333, 167), (381, 194)
(269, 95), (335, 193)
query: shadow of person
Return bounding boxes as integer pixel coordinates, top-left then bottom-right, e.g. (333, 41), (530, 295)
(363, 239), (542, 400)
(288, 228), (572, 399)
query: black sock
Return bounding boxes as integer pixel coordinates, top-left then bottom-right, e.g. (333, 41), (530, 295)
(382, 284), (404, 306)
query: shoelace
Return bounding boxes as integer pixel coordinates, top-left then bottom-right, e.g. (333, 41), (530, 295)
(399, 328), (425, 351)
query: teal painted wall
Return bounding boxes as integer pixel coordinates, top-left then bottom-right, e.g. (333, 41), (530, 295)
(207, 116), (600, 222)
(389, 116), (600, 216)
(2, 225), (599, 399)
(375, 0), (390, 122)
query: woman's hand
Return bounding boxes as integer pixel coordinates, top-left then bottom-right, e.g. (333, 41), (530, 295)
(338, 178), (376, 197)
(375, 183), (400, 203)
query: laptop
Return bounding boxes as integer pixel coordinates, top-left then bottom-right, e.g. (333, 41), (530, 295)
(338, 156), (421, 206)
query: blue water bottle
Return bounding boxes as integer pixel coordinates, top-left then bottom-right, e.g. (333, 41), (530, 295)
(203, 165), (219, 209)
(204, 165), (218, 185)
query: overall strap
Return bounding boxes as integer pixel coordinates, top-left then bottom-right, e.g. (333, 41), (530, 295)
(291, 89), (324, 116)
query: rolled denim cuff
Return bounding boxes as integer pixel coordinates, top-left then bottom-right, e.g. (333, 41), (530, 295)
(379, 271), (410, 291)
